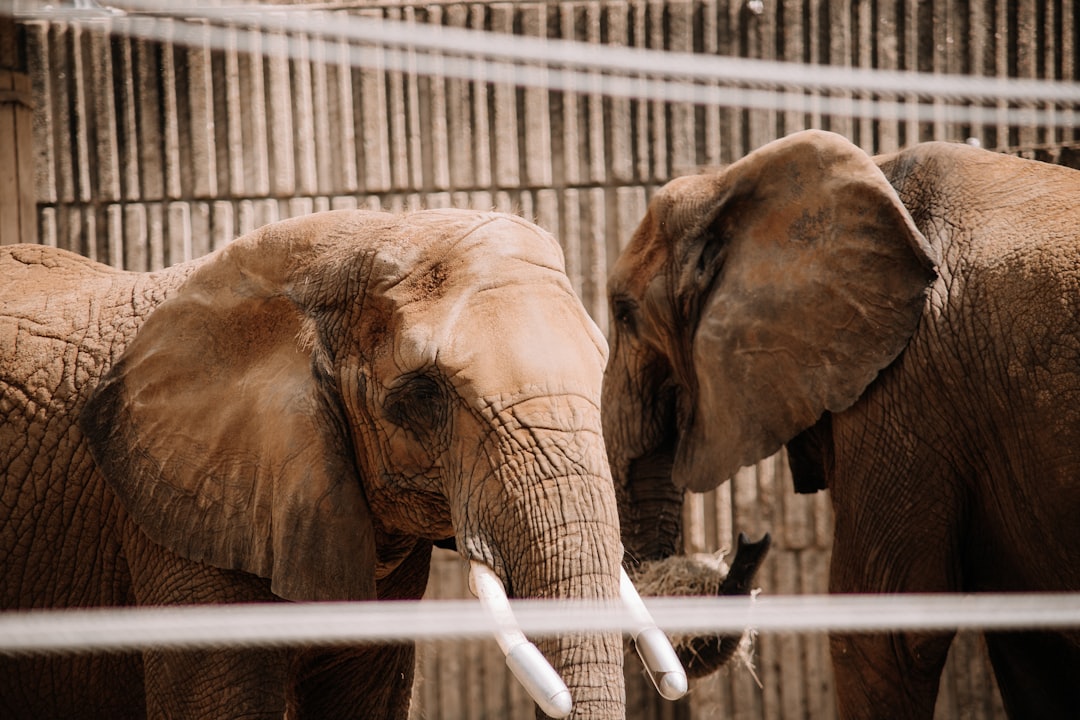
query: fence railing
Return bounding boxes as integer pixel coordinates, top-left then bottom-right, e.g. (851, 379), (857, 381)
(9, 1), (1080, 717)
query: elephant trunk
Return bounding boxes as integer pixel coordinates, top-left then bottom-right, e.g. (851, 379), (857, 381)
(499, 471), (625, 719)
(458, 401), (627, 719)
(615, 442), (772, 680)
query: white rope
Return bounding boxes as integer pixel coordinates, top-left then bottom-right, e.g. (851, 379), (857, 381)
(17, 1), (1080, 130)
(3, 593), (1079, 654)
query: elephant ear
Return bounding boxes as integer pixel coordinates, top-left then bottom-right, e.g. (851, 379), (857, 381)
(80, 221), (376, 602)
(671, 130), (938, 490)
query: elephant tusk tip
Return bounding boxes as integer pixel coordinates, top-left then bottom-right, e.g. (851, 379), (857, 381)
(657, 670), (689, 700)
(505, 642), (573, 718)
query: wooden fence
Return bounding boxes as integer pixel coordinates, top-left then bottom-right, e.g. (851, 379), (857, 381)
(8, 0), (1080, 717)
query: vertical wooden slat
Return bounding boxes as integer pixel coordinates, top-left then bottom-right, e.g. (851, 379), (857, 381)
(383, 7), (419, 191)
(647, 0), (668, 179)
(417, 6), (450, 192)
(468, 4), (493, 190)
(122, 203), (146, 271)
(113, 27), (140, 201)
(145, 202), (165, 271)
(1014, 0), (1038, 149)
(0, 40), (36, 246)
(291, 33), (318, 197)
(88, 25), (120, 203)
(70, 24), (93, 202)
(744, 0), (777, 151)
(520, 3), (553, 188)
(606, 2), (635, 182)
(667, 0), (696, 174)
(183, 21), (218, 199)
(855, 0), (874, 147)
(445, 4), (476, 189)
(876, 0), (902, 152)
(265, 27), (296, 195)
(160, 24), (183, 200)
(584, 3), (607, 186)
(558, 3), (583, 187)
(490, 4), (520, 188)
(24, 21), (55, 206)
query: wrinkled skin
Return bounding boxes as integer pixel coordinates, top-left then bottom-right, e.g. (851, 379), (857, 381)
(602, 130), (1080, 718)
(0, 209), (625, 719)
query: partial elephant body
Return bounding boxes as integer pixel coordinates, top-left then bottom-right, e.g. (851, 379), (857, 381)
(1, 209), (627, 719)
(603, 131), (1080, 719)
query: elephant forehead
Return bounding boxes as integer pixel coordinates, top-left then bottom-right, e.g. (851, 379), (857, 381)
(393, 279), (607, 402)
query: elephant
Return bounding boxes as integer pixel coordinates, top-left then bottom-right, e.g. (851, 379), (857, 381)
(0, 208), (642, 719)
(601, 129), (1080, 719)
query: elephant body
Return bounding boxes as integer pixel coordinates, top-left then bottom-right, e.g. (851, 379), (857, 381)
(1, 209), (626, 719)
(602, 131), (1080, 719)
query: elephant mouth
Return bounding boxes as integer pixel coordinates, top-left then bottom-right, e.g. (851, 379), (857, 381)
(468, 559), (689, 717)
(627, 532), (771, 678)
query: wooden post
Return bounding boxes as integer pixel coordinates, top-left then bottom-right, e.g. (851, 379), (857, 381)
(0, 13), (35, 245)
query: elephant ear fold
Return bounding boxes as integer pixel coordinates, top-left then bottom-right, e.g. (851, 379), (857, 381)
(80, 227), (377, 602)
(675, 130), (938, 488)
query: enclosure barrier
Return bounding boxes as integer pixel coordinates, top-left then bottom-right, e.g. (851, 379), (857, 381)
(4, 592), (1080, 653)
(6, 3), (1080, 718)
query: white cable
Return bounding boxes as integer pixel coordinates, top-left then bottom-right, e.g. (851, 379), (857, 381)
(17, 2), (1080, 129)
(2, 593), (1080, 654)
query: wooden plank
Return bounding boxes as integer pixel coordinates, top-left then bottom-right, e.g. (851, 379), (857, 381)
(520, 3), (553, 188)
(145, 202), (165, 271)
(561, 188), (583, 298)
(212, 200), (234, 252)
(122, 203), (146, 272)
(113, 28), (141, 201)
(159, 23), (183, 199)
(0, 82), (19, 245)
(383, 7), (418, 191)
(181, 21), (218, 199)
(132, 35), (165, 200)
(876, 0), (902, 152)
(445, 4), (477, 189)
(1015, 0), (1037, 150)
(667, 0), (696, 174)
(265, 28), (296, 195)
(88, 25), (121, 202)
(166, 201), (191, 265)
(779, 0), (807, 140)
(606, 2), (636, 182)
(647, 0), (668, 179)
(290, 33), (318, 196)
(490, 4), (520, 187)
(557, 3), (583, 187)
(24, 22), (56, 205)
(415, 6), (450, 192)
(584, 3), (607, 185)
(468, 5), (493, 189)
(745, 0), (778, 151)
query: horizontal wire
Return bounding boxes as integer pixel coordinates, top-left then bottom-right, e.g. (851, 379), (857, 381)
(3, 593), (1080, 654)
(17, 1), (1080, 129)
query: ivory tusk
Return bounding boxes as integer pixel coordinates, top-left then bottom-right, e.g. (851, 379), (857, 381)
(619, 567), (688, 701)
(468, 561), (573, 719)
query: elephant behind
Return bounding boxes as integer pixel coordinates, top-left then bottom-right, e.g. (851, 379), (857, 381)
(0, 208), (629, 719)
(602, 130), (1080, 719)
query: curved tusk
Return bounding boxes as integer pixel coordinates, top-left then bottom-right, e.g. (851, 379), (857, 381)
(619, 567), (688, 701)
(468, 561), (573, 719)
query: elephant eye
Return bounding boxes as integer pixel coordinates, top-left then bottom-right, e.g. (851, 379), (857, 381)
(385, 372), (448, 437)
(612, 296), (638, 334)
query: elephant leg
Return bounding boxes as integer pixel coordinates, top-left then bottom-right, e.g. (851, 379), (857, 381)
(827, 474), (961, 719)
(287, 538), (433, 720)
(125, 529), (288, 719)
(985, 630), (1080, 718)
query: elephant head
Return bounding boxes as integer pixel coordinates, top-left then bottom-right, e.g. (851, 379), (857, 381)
(79, 209), (631, 717)
(602, 130), (938, 675)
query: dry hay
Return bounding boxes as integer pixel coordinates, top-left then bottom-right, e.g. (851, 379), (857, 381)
(628, 551), (760, 683)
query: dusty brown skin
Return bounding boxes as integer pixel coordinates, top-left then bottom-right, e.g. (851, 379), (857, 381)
(603, 130), (1080, 718)
(0, 209), (625, 719)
